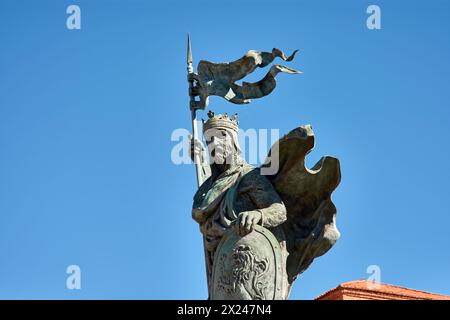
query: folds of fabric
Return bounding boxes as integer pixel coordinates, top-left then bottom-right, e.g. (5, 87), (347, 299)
(262, 125), (341, 284)
(197, 48), (301, 106)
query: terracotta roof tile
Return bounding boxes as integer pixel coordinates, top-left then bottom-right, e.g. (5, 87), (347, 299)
(315, 280), (450, 300)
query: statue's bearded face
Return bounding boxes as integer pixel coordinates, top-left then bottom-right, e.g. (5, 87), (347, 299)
(205, 128), (237, 165)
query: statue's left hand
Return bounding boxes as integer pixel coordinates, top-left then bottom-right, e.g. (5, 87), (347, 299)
(235, 211), (262, 237)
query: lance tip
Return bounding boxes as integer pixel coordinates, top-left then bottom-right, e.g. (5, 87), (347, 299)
(187, 33), (192, 64)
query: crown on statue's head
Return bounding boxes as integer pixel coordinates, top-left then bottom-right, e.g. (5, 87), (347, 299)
(203, 111), (239, 133)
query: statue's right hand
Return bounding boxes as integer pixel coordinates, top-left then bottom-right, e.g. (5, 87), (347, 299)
(189, 135), (204, 163)
(187, 73), (199, 82)
(236, 211), (262, 237)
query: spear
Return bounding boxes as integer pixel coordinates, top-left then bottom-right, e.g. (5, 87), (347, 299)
(187, 34), (211, 298)
(187, 33), (204, 187)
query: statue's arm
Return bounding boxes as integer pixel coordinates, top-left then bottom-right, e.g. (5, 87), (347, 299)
(244, 174), (287, 228)
(190, 137), (211, 183)
(257, 202), (287, 229)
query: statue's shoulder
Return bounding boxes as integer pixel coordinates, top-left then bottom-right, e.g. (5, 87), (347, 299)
(239, 163), (258, 179)
(238, 165), (273, 190)
(193, 175), (213, 202)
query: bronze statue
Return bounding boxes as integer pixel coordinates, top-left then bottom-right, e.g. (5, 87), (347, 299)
(186, 35), (341, 300)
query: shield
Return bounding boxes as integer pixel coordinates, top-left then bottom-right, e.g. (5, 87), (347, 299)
(210, 225), (284, 300)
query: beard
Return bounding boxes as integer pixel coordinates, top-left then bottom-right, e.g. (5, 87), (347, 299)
(210, 144), (234, 165)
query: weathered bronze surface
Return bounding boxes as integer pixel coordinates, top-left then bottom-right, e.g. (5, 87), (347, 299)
(186, 39), (340, 300)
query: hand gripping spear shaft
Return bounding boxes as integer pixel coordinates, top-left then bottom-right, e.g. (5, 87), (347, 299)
(187, 34), (211, 297)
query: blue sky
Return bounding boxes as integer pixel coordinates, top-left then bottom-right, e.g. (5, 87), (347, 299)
(0, 0), (449, 299)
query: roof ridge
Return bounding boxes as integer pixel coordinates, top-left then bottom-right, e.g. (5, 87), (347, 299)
(315, 280), (450, 300)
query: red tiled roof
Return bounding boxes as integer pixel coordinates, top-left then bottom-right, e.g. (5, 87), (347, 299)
(315, 280), (450, 300)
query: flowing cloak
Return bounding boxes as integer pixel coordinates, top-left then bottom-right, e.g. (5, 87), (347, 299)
(262, 124), (341, 283)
